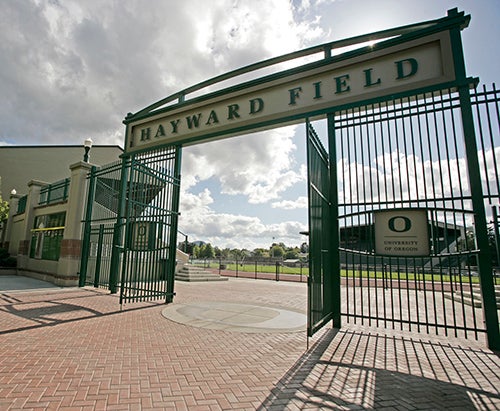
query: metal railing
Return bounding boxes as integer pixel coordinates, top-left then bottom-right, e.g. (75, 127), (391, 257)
(16, 195), (27, 214)
(39, 178), (70, 205)
(190, 257), (309, 282)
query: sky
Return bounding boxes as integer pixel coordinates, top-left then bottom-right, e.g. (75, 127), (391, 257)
(1, 0), (499, 251)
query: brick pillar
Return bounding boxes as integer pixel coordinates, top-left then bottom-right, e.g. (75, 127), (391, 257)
(56, 161), (92, 285)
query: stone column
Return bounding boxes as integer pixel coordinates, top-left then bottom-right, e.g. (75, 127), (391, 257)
(16, 180), (47, 268)
(56, 161), (92, 286)
(3, 191), (21, 251)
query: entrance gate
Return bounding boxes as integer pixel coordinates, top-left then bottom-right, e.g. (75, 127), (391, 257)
(334, 85), (500, 342)
(79, 160), (123, 289)
(79, 9), (499, 349)
(306, 120), (334, 337)
(79, 147), (181, 305)
(118, 147), (181, 305)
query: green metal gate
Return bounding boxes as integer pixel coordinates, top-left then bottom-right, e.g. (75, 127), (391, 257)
(333, 84), (499, 346)
(79, 160), (123, 289)
(306, 119), (336, 336)
(118, 147), (181, 305)
(79, 146), (182, 304)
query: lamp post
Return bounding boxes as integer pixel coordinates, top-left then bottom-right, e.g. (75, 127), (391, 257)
(83, 138), (93, 162)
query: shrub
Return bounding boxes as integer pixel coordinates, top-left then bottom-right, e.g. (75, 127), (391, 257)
(0, 248), (16, 267)
(1, 257), (16, 267)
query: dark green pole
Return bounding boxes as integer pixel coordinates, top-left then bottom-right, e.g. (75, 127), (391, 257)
(79, 165), (97, 287)
(93, 224), (104, 288)
(492, 206), (500, 269)
(109, 155), (130, 294)
(449, 9), (500, 349)
(328, 112), (341, 329)
(166, 145), (182, 303)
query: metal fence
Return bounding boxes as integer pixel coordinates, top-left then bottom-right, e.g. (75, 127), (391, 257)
(119, 147), (181, 304)
(39, 178), (70, 205)
(79, 160), (123, 289)
(335, 83), (499, 341)
(190, 258), (309, 282)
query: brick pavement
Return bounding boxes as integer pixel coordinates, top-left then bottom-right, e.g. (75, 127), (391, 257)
(0, 277), (499, 410)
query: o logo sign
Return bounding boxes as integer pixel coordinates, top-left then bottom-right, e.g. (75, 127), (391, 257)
(388, 216), (412, 232)
(138, 225), (147, 236)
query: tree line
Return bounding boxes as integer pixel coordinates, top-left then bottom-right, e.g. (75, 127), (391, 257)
(178, 241), (309, 261)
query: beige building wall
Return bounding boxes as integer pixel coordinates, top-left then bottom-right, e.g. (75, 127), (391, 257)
(0, 145), (122, 195)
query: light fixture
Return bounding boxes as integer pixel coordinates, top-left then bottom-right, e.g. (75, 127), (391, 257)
(83, 138), (93, 162)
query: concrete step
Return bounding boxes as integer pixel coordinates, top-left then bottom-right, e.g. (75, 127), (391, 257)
(175, 264), (228, 282)
(445, 284), (500, 308)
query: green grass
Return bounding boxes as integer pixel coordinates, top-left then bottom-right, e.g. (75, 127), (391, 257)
(199, 262), (482, 284)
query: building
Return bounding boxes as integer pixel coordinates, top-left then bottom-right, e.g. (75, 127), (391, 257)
(0, 145), (123, 196)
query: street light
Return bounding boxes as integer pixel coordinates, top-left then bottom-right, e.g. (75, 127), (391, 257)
(83, 138), (93, 162)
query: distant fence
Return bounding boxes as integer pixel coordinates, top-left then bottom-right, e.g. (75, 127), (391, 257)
(190, 258), (309, 282)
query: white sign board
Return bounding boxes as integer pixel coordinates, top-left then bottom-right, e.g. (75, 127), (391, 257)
(374, 209), (430, 256)
(131, 222), (152, 251)
(125, 31), (455, 153)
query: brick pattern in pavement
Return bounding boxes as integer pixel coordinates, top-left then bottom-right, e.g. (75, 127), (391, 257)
(0, 278), (498, 410)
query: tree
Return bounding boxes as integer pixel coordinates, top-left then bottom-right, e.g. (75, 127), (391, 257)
(300, 242), (309, 253)
(199, 243), (215, 259)
(0, 194), (8, 223)
(192, 244), (201, 258)
(284, 246), (300, 259)
(252, 248), (268, 258)
(270, 244), (284, 258)
(284, 249), (298, 259)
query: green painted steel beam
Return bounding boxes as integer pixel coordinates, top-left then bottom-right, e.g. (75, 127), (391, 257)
(448, 8), (500, 350)
(328, 113), (341, 329)
(79, 166), (97, 287)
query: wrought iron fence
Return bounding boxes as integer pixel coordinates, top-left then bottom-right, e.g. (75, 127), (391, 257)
(190, 257), (309, 282)
(335, 83), (500, 341)
(39, 178), (70, 205)
(16, 195), (27, 214)
(80, 160), (123, 289)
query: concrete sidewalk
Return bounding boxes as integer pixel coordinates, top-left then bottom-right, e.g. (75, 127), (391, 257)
(0, 275), (499, 410)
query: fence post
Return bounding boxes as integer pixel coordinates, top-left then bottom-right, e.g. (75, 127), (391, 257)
(449, 9), (500, 349)
(79, 165), (97, 287)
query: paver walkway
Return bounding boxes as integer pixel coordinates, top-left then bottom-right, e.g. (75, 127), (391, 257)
(0, 276), (499, 410)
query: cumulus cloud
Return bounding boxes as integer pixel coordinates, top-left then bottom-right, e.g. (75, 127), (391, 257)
(0, 0), (324, 145)
(182, 125), (304, 203)
(272, 196), (309, 210)
(179, 183), (307, 249)
(1, 0), (327, 249)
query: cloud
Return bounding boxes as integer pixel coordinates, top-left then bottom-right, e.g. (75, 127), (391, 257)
(179, 185), (307, 249)
(1, 0), (326, 249)
(272, 196), (308, 210)
(182, 125), (305, 204)
(0, 0), (325, 146)
(338, 149), (472, 205)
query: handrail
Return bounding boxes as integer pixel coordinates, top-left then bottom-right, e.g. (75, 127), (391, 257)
(39, 178), (70, 205)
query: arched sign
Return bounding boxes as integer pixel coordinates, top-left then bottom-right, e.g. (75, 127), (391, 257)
(123, 18), (461, 154)
(113, 9), (500, 348)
